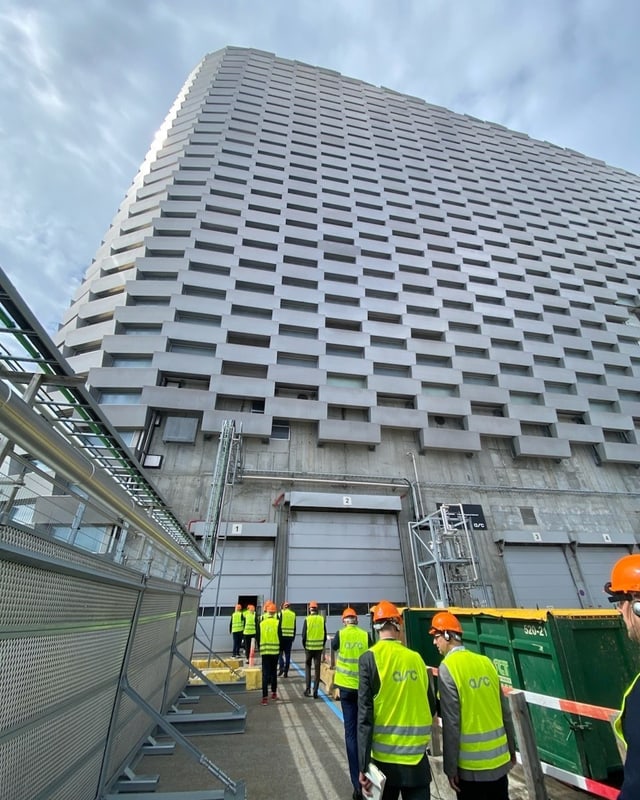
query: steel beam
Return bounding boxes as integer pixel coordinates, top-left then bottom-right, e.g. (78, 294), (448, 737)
(162, 710), (246, 735)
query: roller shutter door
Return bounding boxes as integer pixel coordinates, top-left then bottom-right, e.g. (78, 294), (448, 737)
(288, 509), (405, 605)
(503, 545), (580, 608)
(575, 546), (629, 608)
(199, 540), (275, 651)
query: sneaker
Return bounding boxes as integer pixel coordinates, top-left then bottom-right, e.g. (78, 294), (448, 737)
(303, 689), (311, 697)
(271, 692), (278, 700)
(277, 670), (283, 676)
(260, 697), (268, 705)
(313, 691), (318, 699)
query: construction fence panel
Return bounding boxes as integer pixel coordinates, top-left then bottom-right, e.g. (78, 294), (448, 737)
(0, 523), (198, 800)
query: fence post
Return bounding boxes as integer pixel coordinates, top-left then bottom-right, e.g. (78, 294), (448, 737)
(508, 689), (549, 800)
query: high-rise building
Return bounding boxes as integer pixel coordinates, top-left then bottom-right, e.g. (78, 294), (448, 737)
(55, 47), (640, 646)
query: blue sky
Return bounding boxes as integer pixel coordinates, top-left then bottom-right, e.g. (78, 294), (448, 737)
(1, 0), (639, 333)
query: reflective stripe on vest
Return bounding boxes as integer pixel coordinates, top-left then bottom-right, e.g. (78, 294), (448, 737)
(370, 639), (432, 765)
(335, 625), (369, 690)
(280, 608), (296, 638)
(305, 614), (325, 650)
(443, 649), (510, 772)
(615, 672), (640, 745)
(260, 616), (280, 655)
(231, 611), (244, 633)
(243, 610), (256, 636)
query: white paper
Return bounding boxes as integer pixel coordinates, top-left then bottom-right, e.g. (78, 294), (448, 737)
(364, 762), (386, 800)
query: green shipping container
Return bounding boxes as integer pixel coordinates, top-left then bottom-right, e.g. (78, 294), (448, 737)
(403, 606), (637, 783)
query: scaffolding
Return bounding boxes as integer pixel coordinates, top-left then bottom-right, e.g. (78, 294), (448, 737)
(408, 503), (491, 608)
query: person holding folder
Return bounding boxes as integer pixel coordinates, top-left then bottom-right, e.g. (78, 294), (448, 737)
(357, 600), (435, 799)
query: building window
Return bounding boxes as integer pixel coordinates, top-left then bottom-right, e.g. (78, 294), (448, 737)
(271, 419), (290, 440)
(277, 352), (319, 368)
(327, 406), (369, 421)
(327, 373), (367, 388)
(221, 362), (268, 378)
(99, 391), (142, 404)
(163, 416), (200, 443)
(326, 344), (364, 358)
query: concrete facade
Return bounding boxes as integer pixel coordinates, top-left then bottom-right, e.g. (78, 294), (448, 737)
(54, 47), (640, 646)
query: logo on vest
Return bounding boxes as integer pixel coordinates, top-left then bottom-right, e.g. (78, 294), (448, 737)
(344, 641), (364, 650)
(468, 676), (491, 689)
(393, 669), (418, 682)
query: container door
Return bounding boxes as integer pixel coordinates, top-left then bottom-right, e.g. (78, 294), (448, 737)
(575, 546), (630, 607)
(503, 545), (580, 608)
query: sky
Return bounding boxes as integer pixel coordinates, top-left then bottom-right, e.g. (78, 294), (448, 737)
(1, 0), (639, 334)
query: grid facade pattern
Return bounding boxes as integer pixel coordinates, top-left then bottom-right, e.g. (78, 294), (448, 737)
(56, 46), (640, 464)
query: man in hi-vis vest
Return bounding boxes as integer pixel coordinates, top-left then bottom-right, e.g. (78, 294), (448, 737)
(604, 554), (640, 800)
(243, 604), (258, 657)
(358, 600), (435, 800)
(332, 607), (372, 800)
(431, 610), (515, 800)
(229, 603), (244, 657)
(259, 601), (281, 705)
(277, 601), (297, 677)
(302, 600), (326, 698)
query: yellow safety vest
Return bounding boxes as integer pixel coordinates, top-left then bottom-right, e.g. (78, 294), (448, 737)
(231, 611), (244, 633)
(615, 672), (640, 746)
(371, 639), (432, 765)
(260, 615), (280, 655)
(443, 649), (510, 772)
(305, 614), (325, 650)
(280, 608), (296, 638)
(243, 610), (256, 636)
(335, 625), (369, 690)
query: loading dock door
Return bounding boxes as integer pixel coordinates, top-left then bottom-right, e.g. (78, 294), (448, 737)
(503, 545), (580, 608)
(198, 539), (275, 652)
(575, 546), (629, 608)
(287, 509), (405, 604)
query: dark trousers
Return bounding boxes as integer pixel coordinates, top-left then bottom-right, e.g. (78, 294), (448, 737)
(232, 631), (243, 656)
(305, 649), (322, 693)
(261, 653), (279, 698)
(374, 754), (430, 800)
(278, 637), (294, 675)
(457, 775), (508, 800)
(244, 634), (257, 656)
(339, 688), (359, 791)
(382, 787), (429, 800)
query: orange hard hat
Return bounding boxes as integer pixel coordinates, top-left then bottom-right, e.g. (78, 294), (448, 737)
(429, 610), (462, 635)
(342, 607), (357, 620)
(235, 604), (242, 611)
(605, 554), (640, 599)
(309, 600), (318, 609)
(265, 601), (277, 613)
(372, 600), (401, 624)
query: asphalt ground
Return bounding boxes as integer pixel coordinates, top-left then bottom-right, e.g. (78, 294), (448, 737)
(132, 649), (586, 800)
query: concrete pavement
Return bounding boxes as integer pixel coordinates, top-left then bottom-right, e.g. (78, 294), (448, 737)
(132, 651), (587, 800)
